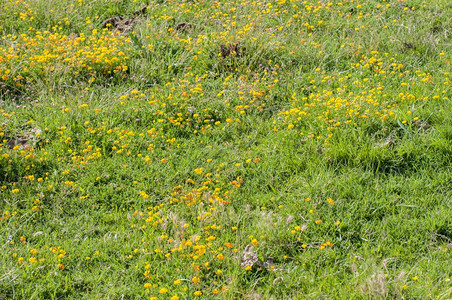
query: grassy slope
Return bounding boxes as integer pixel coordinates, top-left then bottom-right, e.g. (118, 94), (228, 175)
(0, 0), (451, 299)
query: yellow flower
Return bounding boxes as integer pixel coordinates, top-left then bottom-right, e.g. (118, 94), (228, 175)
(159, 288), (168, 294)
(170, 296), (179, 300)
(194, 168), (203, 175)
(28, 257), (37, 264)
(194, 291), (202, 296)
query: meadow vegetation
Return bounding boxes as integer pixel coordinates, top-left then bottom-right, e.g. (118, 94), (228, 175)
(0, 0), (451, 298)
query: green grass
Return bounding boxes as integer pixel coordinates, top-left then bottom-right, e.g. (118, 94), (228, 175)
(0, 0), (451, 299)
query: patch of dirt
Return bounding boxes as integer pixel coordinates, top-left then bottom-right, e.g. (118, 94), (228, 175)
(241, 245), (259, 268)
(375, 134), (396, 148)
(66, 33), (80, 41)
(102, 6), (148, 34)
(175, 22), (192, 33)
(220, 43), (244, 58)
(402, 42), (415, 50)
(7, 127), (42, 149)
(412, 119), (431, 131)
(240, 245), (281, 271)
